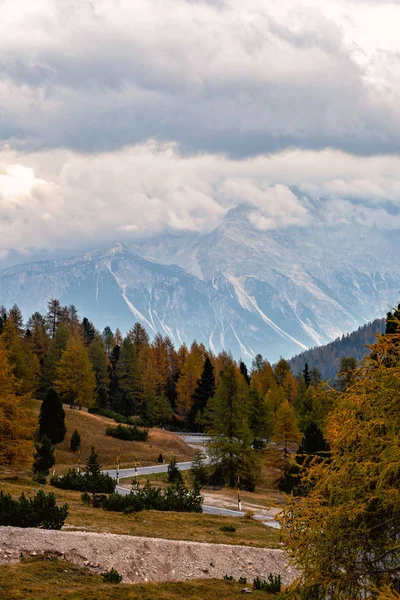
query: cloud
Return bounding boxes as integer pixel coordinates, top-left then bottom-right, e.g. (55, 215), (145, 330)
(0, 0), (400, 155)
(1, 143), (400, 257)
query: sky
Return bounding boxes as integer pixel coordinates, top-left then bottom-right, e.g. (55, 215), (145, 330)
(1, 0), (400, 259)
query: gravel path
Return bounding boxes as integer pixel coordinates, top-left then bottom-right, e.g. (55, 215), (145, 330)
(0, 526), (298, 584)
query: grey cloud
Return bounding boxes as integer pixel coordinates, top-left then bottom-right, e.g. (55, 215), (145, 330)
(0, 0), (400, 156)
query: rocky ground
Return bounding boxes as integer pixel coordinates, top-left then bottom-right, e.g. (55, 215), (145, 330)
(0, 526), (299, 584)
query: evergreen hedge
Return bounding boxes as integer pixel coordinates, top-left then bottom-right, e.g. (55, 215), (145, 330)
(0, 490), (68, 529)
(103, 481), (203, 513)
(50, 469), (116, 494)
(105, 424), (148, 441)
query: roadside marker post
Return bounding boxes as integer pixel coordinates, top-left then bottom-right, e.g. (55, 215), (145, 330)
(77, 450), (81, 475)
(237, 475), (241, 511)
(116, 449), (120, 485)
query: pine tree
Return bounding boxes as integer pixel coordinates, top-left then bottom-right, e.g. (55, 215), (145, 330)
(239, 361), (250, 385)
(302, 362), (311, 387)
(82, 317), (96, 345)
(32, 435), (55, 477)
(188, 357), (215, 430)
(102, 326), (115, 355)
(46, 298), (63, 338)
(116, 336), (142, 415)
(70, 430), (81, 452)
(54, 334), (96, 408)
(39, 388), (66, 444)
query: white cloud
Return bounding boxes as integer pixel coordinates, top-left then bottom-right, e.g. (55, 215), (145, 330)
(1, 143), (400, 256)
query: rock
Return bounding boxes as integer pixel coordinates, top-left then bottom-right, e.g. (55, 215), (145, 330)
(241, 588), (252, 594)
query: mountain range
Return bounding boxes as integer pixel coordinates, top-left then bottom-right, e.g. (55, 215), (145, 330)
(0, 203), (398, 363)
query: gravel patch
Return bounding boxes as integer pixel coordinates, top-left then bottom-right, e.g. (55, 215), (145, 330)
(0, 526), (298, 584)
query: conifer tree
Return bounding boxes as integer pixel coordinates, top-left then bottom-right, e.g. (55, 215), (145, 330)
(70, 429), (81, 452)
(102, 326), (115, 355)
(280, 329), (400, 598)
(54, 334), (96, 408)
(39, 324), (69, 395)
(273, 399), (301, 466)
(39, 388), (66, 444)
(32, 435), (55, 477)
(207, 362), (258, 490)
(249, 386), (273, 440)
(85, 446), (101, 476)
(46, 298), (63, 338)
(239, 361), (250, 385)
(188, 357), (215, 430)
(0, 341), (35, 467)
(2, 318), (40, 396)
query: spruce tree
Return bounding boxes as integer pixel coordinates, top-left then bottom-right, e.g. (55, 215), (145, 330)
(239, 361), (250, 385)
(85, 446), (101, 476)
(39, 388), (66, 444)
(302, 362), (311, 387)
(70, 429), (81, 452)
(249, 386), (273, 440)
(188, 357), (215, 430)
(32, 435), (55, 477)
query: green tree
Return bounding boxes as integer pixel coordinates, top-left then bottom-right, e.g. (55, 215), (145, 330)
(336, 356), (358, 391)
(188, 356), (215, 430)
(32, 435), (55, 477)
(39, 388), (66, 444)
(249, 385), (273, 440)
(207, 363), (258, 490)
(85, 446), (101, 477)
(70, 430), (81, 452)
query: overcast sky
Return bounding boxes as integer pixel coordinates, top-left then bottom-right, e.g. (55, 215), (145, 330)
(1, 0), (400, 258)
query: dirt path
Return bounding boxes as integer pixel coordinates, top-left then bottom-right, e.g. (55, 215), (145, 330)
(0, 527), (298, 585)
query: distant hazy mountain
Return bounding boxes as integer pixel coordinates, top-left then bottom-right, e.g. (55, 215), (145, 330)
(0, 203), (398, 362)
(287, 318), (386, 381)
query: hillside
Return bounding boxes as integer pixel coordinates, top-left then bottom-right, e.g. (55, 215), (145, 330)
(32, 402), (196, 471)
(287, 318), (386, 381)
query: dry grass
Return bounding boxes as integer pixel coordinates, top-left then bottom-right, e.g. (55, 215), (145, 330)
(32, 401), (196, 471)
(0, 476), (281, 548)
(0, 556), (276, 600)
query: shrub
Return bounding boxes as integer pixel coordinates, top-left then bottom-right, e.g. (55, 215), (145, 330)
(167, 456), (183, 484)
(223, 575), (234, 581)
(101, 568), (122, 583)
(106, 424), (148, 441)
(253, 574), (281, 593)
(102, 480), (203, 514)
(32, 435), (55, 478)
(220, 525), (236, 532)
(81, 492), (91, 505)
(50, 469), (116, 494)
(157, 452), (164, 463)
(0, 490), (68, 530)
(70, 430), (81, 452)
(89, 407), (150, 428)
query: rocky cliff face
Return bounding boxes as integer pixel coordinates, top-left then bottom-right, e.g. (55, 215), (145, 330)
(0, 203), (398, 362)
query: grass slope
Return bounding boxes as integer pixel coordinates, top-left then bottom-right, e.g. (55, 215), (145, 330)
(0, 557), (276, 600)
(33, 401), (196, 471)
(0, 477), (281, 548)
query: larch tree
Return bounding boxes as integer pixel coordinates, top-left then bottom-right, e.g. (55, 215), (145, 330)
(54, 334), (96, 408)
(273, 399), (301, 467)
(207, 362), (259, 490)
(280, 328), (400, 599)
(0, 342), (35, 468)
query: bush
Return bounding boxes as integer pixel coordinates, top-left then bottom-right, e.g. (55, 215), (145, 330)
(253, 574), (282, 593)
(220, 525), (236, 532)
(0, 490), (68, 530)
(167, 456), (183, 484)
(89, 407), (150, 428)
(157, 453), (164, 463)
(32, 435), (55, 478)
(106, 424), (148, 441)
(70, 430), (81, 452)
(102, 480), (203, 514)
(101, 568), (122, 583)
(50, 469), (116, 494)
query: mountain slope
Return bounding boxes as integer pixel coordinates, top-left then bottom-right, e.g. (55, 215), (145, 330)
(0, 203), (398, 362)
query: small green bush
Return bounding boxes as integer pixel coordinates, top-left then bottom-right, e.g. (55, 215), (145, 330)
(239, 577), (247, 584)
(106, 424), (148, 441)
(101, 568), (122, 583)
(167, 456), (183, 484)
(0, 490), (68, 530)
(102, 480), (203, 514)
(220, 525), (236, 532)
(253, 574), (282, 593)
(70, 430), (81, 452)
(223, 575), (234, 581)
(51, 469), (116, 494)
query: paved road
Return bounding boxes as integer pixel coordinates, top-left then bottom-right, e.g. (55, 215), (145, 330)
(104, 460), (194, 480)
(104, 441), (280, 528)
